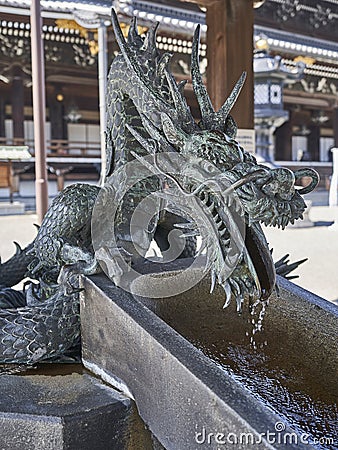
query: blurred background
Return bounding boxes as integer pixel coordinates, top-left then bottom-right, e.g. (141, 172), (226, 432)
(0, 0), (337, 302)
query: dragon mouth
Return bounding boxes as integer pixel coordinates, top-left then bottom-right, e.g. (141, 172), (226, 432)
(190, 183), (275, 310)
(177, 163), (319, 308)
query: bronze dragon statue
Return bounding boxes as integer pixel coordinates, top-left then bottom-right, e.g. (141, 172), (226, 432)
(0, 10), (318, 366)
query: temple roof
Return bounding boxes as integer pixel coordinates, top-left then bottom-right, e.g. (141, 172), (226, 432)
(0, 0), (111, 17)
(2, 0), (338, 80)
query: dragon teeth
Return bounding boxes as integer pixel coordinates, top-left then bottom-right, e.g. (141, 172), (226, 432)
(179, 231), (199, 238)
(236, 296), (244, 314)
(223, 282), (232, 309)
(200, 192), (209, 202)
(229, 278), (240, 297)
(210, 270), (216, 294)
(215, 217), (223, 228)
(282, 216), (288, 229)
(219, 228), (227, 237)
(174, 222), (195, 229)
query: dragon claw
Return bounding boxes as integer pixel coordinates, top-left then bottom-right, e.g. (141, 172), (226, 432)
(95, 246), (132, 285)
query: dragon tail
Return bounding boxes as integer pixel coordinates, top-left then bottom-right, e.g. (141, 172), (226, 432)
(0, 241), (35, 288)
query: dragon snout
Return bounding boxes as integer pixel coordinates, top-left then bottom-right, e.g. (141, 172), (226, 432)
(262, 168), (295, 200)
(259, 167), (319, 199)
(234, 164), (319, 229)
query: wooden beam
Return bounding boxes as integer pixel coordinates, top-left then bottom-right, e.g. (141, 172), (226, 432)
(182, 0), (228, 6)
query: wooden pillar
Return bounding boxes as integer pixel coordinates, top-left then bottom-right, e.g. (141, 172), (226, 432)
(206, 0), (254, 129)
(57, 173), (65, 192)
(206, 1), (228, 112)
(48, 87), (67, 141)
(11, 66), (24, 140)
(308, 124), (320, 161)
(31, 0), (49, 222)
(275, 120), (292, 161)
(0, 97), (5, 138)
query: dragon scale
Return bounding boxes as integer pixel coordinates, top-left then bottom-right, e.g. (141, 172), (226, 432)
(0, 10), (319, 366)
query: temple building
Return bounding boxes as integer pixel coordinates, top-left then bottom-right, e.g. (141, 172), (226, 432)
(0, 0), (337, 198)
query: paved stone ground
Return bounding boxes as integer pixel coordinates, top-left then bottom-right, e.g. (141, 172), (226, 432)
(0, 213), (38, 261)
(263, 206), (338, 304)
(0, 204), (337, 304)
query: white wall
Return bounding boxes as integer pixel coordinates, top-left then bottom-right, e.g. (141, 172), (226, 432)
(320, 137), (334, 162)
(292, 136), (308, 161)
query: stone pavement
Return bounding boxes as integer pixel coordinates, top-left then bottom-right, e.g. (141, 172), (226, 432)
(263, 206), (338, 304)
(0, 205), (337, 303)
(0, 213), (38, 263)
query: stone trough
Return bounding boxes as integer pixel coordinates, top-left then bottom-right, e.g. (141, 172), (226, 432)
(81, 260), (338, 450)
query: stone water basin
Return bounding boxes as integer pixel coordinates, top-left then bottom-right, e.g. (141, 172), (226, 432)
(81, 261), (338, 450)
(131, 265), (338, 449)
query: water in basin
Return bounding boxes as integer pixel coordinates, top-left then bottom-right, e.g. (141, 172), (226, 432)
(133, 270), (338, 449)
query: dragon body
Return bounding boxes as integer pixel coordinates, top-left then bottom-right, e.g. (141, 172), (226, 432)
(0, 11), (318, 365)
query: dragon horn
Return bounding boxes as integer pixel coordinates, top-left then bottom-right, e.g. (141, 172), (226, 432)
(164, 68), (193, 129)
(141, 21), (160, 53)
(111, 9), (136, 69)
(13, 241), (22, 255)
(127, 16), (142, 46)
(217, 72), (247, 121)
(191, 25), (215, 128)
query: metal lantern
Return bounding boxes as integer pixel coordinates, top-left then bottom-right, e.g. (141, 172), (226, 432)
(254, 47), (305, 161)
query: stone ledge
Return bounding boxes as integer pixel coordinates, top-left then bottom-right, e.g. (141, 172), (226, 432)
(0, 202), (25, 215)
(0, 368), (153, 450)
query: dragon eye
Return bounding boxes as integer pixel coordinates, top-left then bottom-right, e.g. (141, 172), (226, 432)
(204, 162), (216, 174)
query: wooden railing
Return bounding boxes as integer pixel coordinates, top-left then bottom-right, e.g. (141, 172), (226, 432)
(0, 137), (101, 158)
